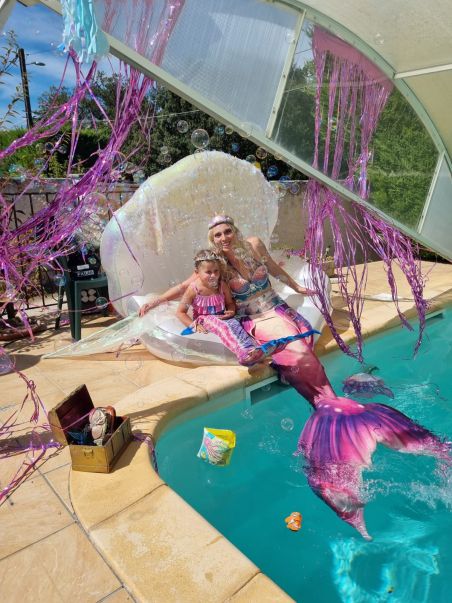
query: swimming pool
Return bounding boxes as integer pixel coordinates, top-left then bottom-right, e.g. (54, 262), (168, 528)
(157, 309), (452, 602)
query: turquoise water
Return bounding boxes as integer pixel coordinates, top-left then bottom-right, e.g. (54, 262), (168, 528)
(157, 310), (452, 602)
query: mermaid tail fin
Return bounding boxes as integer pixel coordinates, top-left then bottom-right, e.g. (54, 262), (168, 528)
(298, 397), (450, 539)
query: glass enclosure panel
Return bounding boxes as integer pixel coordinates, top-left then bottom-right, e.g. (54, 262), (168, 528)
(272, 20), (439, 229)
(97, 0), (299, 131)
(418, 156), (452, 254)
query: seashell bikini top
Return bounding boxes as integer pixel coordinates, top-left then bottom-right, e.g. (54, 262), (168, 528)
(226, 256), (282, 317)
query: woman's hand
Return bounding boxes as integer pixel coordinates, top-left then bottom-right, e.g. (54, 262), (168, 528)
(295, 284), (317, 296)
(138, 298), (161, 317)
(218, 310), (235, 320)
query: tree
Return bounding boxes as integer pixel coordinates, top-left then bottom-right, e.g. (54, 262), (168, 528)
(0, 31), (22, 129)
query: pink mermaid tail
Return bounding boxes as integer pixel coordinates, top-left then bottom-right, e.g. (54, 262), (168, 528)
(241, 304), (450, 539)
(298, 397), (450, 540)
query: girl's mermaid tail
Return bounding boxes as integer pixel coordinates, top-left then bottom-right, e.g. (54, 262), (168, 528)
(194, 315), (319, 366)
(298, 397), (450, 539)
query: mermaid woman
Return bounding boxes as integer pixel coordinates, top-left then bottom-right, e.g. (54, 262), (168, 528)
(140, 215), (450, 539)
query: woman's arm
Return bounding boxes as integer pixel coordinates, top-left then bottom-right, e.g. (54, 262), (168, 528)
(248, 236), (315, 296)
(138, 272), (197, 316)
(217, 281), (236, 320)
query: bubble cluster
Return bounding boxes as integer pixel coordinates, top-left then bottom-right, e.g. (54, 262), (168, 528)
(191, 128), (210, 149)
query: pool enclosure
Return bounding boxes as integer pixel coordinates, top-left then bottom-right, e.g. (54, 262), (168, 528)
(11, 0), (452, 259)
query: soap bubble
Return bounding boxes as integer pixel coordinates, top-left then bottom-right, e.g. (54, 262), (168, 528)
(0, 353), (14, 375)
(53, 273), (66, 287)
(133, 169), (146, 183)
(289, 182), (301, 195)
(57, 144), (68, 154)
(267, 165), (279, 178)
(241, 408), (254, 420)
(231, 142), (240, 153)
(279, 175), (291, 189)
(374, 32), (384, 45)
(238, 122), (252, 138)
(225, 125), (234, 135)
(191, 128), (210, 149)
(44, 142), (53, 152)
(160, 145), (169, 155)
(176, 120), (189, 133)
(215, 125), (225, 136)
(281, 417), (295, 431)
(256, 147), (267, 160)
(125, 358), (143, 372)
(95, 296), (108, 310)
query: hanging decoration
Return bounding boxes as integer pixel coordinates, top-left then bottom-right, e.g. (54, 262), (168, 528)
(0, 0), (186, 504)
(300, 27), (428, 361)
(61, 0), (110, 63)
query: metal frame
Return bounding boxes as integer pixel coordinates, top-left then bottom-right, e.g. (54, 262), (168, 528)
(279, 0), (451, 166)
(417, 153), (446, 232)
(35, 0), (452, 259)
(265, 9), (305, 138)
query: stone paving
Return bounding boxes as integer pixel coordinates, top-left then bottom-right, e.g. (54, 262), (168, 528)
(1, 261), (451, 602)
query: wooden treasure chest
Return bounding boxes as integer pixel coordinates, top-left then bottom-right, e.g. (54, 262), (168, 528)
(49, 384), (132, 473)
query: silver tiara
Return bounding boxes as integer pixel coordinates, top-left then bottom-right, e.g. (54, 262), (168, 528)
(208, 215), (234, 230)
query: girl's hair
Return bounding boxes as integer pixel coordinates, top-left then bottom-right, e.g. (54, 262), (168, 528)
(193, 249), (223, 269)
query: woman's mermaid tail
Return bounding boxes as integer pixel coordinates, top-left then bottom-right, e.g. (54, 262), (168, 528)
(299, 398), (450, 539)
(242, 308), (450, 538)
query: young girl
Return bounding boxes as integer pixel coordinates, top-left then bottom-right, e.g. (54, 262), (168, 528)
(176, 250), (313, 366)
(176, 250), (266, 366)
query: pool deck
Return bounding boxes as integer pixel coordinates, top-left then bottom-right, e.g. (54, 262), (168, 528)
(1, 261), (452, 602)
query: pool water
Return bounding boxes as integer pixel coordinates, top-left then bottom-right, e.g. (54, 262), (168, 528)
(157, 310), (452, 602)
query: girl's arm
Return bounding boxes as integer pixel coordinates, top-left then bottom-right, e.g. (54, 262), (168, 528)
(217, 281), (236, 320)
(138, 272), (197, 316)
(175, 287), (196, 328)
(248, 237), (315, 296)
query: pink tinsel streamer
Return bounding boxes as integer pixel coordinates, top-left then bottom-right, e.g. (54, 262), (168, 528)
(1, 0), (186, 502)
(300, 27), (427, 361)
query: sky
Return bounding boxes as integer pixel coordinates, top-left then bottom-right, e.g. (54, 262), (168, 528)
(0, 2), (116, 128)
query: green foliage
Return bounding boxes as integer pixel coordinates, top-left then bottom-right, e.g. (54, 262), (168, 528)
(368, 89), (437, 227)
(145, 86), (303, 180)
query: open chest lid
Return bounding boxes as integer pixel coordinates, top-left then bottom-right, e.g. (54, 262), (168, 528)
(48, 384), (95, 446)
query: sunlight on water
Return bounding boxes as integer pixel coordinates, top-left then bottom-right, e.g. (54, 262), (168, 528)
(157, 309), (452, 602)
